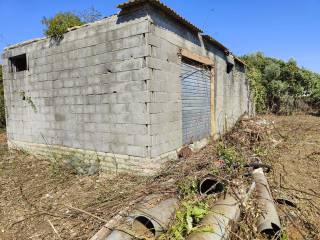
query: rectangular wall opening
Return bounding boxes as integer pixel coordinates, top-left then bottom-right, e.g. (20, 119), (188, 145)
(9, 54), (27, 72)
(180, 57), (211, 144)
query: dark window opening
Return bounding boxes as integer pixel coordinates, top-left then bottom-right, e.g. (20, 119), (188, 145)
(9, 54), (27, 72)
(226, 55), (235, 74)
(227, 63), (234, 73)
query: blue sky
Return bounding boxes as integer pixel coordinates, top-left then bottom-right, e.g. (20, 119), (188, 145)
(0, 0), (319, 73)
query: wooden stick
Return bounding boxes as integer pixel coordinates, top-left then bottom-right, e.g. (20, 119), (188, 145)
(66, 205), (108, 223)
(48, 219), (62, 240)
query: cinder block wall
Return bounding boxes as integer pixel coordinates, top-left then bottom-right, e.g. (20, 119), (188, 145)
(147, 6), (250, 156)
(1, 3), (250, 174)
(2, 14), (153, 160)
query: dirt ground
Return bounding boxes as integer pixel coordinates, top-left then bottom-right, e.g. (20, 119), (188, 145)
(0, 114), (319, 239)
(0, 130), (155, 240)
(263, 114), (320, 239)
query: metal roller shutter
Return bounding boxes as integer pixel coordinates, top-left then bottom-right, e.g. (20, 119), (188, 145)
(181, 58), (211, 144)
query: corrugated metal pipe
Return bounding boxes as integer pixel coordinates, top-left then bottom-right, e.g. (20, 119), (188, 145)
(187, 183), (256, 240)
(252, 168), (281, 236)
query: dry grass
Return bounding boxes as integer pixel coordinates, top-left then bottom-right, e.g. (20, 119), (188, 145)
(0, 132), (216, 239)
(0, 113), (319, 239)
(223, 114), (320, 240)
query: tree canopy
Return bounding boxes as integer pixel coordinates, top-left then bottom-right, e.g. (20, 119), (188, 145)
(241, 52), (320, 114)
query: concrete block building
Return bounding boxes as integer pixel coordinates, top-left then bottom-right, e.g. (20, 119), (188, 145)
(1, 0), (251, 175)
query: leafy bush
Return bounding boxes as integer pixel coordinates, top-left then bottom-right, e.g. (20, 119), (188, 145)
(162, 199), (209, 240)
(42, 8), (102, 40)
(42, 12), (84, 39)
(161, 179), (210, 240)
(216, 143), (244, 169)
(241, 52), (320, 114)
(310, 75), (320, 110)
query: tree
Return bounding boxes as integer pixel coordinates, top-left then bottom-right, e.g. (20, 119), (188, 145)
(42, 12), (84, 39)
(310, 74), (320, 110)
(78, 7), (102, 23)
(241, 52), (320, 114)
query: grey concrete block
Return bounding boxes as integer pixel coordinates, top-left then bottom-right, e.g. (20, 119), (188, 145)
(2, 6), (249, 164)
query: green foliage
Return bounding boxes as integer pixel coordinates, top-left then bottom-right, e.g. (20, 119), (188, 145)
(178, 177), (198, 197)
(160, 179), (211, 240)
(279, 230), (289, 240)
(42, 7), (102, 39)
(0, 65), (5, 128)
(241, 52), (320, 114)
(42, 12), (83, 39)
(310, 74), (320, 110)
(253, 146), (267, 157)
(160, 199), (209, 240)
(217, 143), (238, 168)
(247, 67), (266, 113)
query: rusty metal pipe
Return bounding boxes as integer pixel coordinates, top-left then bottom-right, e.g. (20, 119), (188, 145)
(252, 168), (281, 236)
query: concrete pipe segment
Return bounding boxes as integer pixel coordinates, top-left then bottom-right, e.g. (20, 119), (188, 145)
(131, 195), (178, 238)
(104, 230), (133, 240)
(199, 175), (225, 195)
(186, 194), (241, 240)
(252, 168), (281, 236)
(104, 195), (178, 239)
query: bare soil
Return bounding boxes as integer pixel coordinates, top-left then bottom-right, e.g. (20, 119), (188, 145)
(0, 113), (319, 239)
(263, 114), (320, 239)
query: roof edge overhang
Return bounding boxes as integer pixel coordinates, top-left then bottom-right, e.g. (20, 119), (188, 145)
(118, 0), (202, 33)
(118, 1), (246, 67)
(4, 0), (247, 67)
(202, 34), (247, 67)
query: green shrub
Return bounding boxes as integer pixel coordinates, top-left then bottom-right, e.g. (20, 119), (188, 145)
(216, 143), (242, 168)
(42, 12), (83, 39)
(241, 52), (320, 114)
(310, 75), (320, 109)
(160, 199), (209, 240)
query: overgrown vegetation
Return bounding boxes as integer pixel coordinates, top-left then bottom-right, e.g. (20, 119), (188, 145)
(241, 52), (320, 114)
(216, 143), (241, 168)
(42, 12), (84, 39)
(0, 65), (5, 128)
(42, 7), (102, 39)
(161, 142), (248, 240)
(160, 178), (211, 240)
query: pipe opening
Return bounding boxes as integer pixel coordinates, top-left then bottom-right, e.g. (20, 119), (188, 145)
(261, 223), (281, 238)
(132, 216), (156, 237)
(199, 178), (224, 195)
(276, 198), (297, 208)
